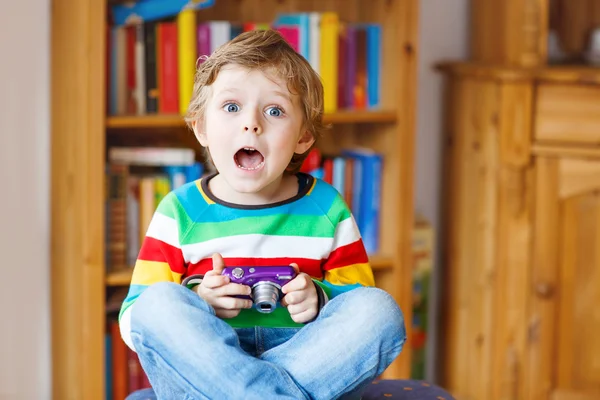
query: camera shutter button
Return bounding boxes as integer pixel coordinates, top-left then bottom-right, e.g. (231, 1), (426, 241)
(232, 268), (244, 279)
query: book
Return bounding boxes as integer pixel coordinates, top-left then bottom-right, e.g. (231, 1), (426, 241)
(177, 8), (197, 115)
(342, 148), (382, 254)
(320, 13), (339, 114)
(109, 147), (196, 166)
(112, 0), (215, 26)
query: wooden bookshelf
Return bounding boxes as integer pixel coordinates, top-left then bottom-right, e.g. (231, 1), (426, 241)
(51, 0), (418, 398)
(106, 110), (398, 129)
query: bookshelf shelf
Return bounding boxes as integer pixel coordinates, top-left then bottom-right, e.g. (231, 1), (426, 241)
(106, 254), (395, 287)
(106, 110), (398, 129)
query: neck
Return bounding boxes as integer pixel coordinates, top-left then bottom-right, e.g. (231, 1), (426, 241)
(208, 173), (299, 206)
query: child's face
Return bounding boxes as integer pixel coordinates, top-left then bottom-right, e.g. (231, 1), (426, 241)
(195, 64), (314, 199)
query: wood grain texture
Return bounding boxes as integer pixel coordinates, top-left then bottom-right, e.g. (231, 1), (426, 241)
(471, 0), (548, 66)
(535, 84), (600, 145)
(51, 0), (106, 398)
(440, 77), (534, 399)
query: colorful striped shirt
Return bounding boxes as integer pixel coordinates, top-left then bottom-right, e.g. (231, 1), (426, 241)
(119, 173), (374, 350)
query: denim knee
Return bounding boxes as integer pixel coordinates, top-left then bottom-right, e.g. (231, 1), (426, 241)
(342, 287), (406, 346)
(131, 281), (212, 333)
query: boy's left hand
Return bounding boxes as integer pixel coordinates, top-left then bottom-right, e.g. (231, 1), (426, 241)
(281, 263), (319, 323)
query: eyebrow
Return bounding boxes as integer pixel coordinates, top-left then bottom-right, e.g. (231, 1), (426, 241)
(215, 88), (293, 103)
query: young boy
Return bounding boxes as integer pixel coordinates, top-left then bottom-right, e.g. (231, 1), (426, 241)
(120, 29), (405, 400)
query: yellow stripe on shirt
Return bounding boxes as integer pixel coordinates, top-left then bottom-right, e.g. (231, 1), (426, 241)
(196, 180), (215, 204)
(131, 260), (183, 285)
(324, 262), (375, 287)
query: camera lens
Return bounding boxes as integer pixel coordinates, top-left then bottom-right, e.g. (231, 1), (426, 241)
(252, 282), (280, 314)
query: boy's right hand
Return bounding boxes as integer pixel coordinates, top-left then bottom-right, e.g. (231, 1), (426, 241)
(194, 253), (253, 319)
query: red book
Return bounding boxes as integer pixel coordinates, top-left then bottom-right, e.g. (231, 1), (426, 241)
(300, 148), (321, 173)
(128, 349), (143, 393)
(126, 25), (137, 114)
(323, 158), (334, 184)
(157, 22), (179, 114)
(110, 321), (128, 400)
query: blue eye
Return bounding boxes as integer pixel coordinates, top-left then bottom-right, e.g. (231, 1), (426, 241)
(266, 107), (283, 117)
(224, 103), (240, 112)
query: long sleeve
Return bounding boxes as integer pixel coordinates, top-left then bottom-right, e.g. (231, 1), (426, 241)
(313, 193), (375, 300)
(118, 192), (186, 351)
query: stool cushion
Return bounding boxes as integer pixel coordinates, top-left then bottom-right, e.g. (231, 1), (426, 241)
(362, 380), (455, 399)
(127, 380), (454, 400)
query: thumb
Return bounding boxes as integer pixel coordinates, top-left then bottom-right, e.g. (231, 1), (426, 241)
(289, 262), (300, 275)
(212, 253), (226, 274)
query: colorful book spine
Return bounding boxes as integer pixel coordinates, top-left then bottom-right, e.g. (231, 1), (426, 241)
(274, 13), (310, 59)
(177, 8), (197, 115)
(157, 22), (179, 114)
(366, 24), (382, 108)
(197, 22), (211, 61)
(112, 0), (215, 26)
(144, 21), (158, 113)
(342, 148), (382, 254)
(320, 12), (339, 114)
(344, 25), (357, 109)
(134, 24), (147, 115)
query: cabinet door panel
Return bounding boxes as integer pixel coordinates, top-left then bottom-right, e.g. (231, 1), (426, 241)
(531, 157), (600, 400)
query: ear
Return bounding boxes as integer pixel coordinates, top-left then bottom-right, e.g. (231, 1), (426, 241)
(192, 119), (208, 147)
(294, 130), (315, 155)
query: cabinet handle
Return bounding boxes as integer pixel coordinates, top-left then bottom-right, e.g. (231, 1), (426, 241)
(534, 282), (554, 299)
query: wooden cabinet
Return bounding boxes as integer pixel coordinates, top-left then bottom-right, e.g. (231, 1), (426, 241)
(534, 157), (600, 400)
(440, 65), (600, 400)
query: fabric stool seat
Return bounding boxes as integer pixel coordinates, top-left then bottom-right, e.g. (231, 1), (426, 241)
(126, 380), (455, 399)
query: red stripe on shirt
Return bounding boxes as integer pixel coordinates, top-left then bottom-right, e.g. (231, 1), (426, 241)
(323, 239), (369, 271)
(137, 236), (186, 275)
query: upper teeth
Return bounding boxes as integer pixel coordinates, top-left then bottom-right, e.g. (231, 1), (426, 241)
(244, 147), (255, 151)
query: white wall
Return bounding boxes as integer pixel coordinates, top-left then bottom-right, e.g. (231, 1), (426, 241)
(415, 0), (470, 382)
(0, 0), (51, 398)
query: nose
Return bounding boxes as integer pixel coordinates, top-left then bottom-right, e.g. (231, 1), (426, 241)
(243, 124), (262, 135)
(242, 109), (263, 135)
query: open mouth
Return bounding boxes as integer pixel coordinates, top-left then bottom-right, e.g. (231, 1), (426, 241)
(234, 147), (265, 171)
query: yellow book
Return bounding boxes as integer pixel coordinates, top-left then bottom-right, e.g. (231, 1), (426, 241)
(177, 9), (197, 115)
(319, 12), (339, 114)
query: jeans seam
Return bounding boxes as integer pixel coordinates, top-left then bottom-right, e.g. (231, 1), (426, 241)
(131, 331), (209, 400)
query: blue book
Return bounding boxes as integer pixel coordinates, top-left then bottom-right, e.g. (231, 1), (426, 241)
(274, 13), (311, 60)
(112, 0), (215, 26)
(366, 24), (382, 109)
(342, 149), (382, 254)
(105, 334), (113, 400)
(185, 162), (204, 182)
(332, 157), (346, 197)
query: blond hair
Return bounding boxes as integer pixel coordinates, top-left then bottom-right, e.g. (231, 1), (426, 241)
(184, 29), (327, 174)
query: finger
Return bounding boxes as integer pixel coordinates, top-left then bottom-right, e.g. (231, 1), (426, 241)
(212, 253), (226, 273)
(215, 309), (242, 319)
(290, 309), (317, 324)
(202, 274), (230, 289)
(282, 274), (310, 294)
(214, 283), (252, 297)
(287, 302), (309, 316)
(213, 296), (253, 310)
(281, 291), (306, 307)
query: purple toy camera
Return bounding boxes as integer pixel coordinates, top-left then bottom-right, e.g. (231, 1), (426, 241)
(222, 266), (296, 314)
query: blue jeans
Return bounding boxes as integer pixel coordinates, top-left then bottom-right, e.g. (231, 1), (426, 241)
(128, 282), (406, 400)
